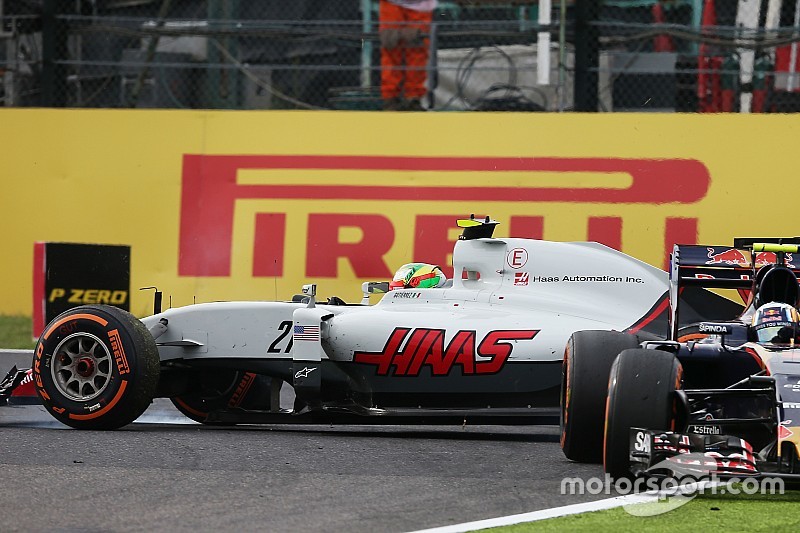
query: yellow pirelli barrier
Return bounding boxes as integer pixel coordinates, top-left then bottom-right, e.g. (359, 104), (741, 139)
(0, 109), (793, 317)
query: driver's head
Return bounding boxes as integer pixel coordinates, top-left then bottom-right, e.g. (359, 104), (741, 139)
(389, 263), (447, 290)
(752, 302), (800, 345)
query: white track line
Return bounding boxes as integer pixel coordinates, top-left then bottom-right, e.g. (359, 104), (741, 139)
(408, 493), (658, 533)
(411, 481), (727, 533)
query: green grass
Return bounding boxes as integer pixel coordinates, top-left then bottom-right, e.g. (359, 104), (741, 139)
(488, 491), (800, 532)
(0, 315), (37, 349)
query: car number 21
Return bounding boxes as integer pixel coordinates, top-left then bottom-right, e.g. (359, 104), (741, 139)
(267, 320), (294, 354)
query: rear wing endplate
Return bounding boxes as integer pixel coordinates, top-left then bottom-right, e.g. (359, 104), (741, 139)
(669, 240), (800, 338)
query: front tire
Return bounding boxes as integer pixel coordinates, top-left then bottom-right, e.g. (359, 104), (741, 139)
(34, 305), (160, 429)
(603, 349), (682, 479)
(560, 330), (641, 463)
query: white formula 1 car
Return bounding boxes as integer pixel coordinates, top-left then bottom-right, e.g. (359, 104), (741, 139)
(6, 217), (688, 429)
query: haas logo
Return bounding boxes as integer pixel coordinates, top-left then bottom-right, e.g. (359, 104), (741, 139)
(354, 328), (538, 377)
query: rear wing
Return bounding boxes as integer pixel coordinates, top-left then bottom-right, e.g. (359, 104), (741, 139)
(669, 239), (800, 339)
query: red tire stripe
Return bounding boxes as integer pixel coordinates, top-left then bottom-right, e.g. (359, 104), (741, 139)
(173, 397), (208, 419)
(43, 313), (109, 340)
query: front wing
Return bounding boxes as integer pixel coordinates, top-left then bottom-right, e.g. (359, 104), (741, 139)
(629, 428), (766, 479)
(0, 367), (38, 405)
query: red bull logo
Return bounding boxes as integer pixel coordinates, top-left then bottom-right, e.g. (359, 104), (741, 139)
(706, 247), (749, 266)
(755, 251), (796, 269)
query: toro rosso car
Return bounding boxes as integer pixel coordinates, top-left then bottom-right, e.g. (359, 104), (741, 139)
(561, 239), (800, 481)
(5, 216), (713, 430)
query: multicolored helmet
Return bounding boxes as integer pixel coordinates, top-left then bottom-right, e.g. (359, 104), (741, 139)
(752, 302), (800, 345)
(389, 263), (447, 290)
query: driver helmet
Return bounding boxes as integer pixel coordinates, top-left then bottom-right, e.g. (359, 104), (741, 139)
(389, 263), (447, 290)
(751, 302), (800, 345)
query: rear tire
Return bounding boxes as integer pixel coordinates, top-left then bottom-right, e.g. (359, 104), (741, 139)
(603, 349), (682, 479)
(560, 330), (640, 463)
(34, 305), (160, 430)
(171, 369), (272, 424)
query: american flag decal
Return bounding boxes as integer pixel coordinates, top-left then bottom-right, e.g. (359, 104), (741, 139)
(294, 324), (320, 342)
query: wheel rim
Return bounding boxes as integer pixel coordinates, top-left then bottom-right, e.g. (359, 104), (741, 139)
(51, 332), (113, 401)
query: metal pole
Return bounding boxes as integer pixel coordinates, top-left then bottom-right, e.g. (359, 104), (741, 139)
(537, 0), (552, 86)
(736, 0), (761, 112)
(789, 0), (800, 91)
(361, 0), (373, 88)
(428, 20), (437, 109)
(4, 30), (16, 105)
(41, 0), (69, 107)
(128, 0), (172, 108)
(558, 0), (567, 111)
(574, 0), (599, 111)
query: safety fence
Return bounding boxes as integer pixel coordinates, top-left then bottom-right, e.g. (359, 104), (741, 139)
(596, 0), (800, 112)
(2, 0), (800, 112)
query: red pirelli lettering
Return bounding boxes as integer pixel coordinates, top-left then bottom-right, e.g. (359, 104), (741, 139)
(179, 155), (710, 277)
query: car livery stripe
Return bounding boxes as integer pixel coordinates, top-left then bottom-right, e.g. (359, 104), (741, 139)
(743, 346), (768, 373)
(624, 292), (669, 335)
(676, 333), (708, 342)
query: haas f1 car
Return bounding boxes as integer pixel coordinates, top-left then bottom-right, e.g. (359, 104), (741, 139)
(3, 217), (684, 430)
(562, 239), (800, 480)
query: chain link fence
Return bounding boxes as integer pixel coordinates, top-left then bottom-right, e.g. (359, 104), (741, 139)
(2, 0), (800, 112)
(598, 0), (800, 112)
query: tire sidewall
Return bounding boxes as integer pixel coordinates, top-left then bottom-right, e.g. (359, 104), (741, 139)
(560, 330), (640, 462)
(34, 306), (146, 428)
(603, 349), (681, 478)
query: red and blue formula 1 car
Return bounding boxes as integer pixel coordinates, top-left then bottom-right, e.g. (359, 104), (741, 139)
(3, 216), (689, 430)
(561, 239), (800, 481)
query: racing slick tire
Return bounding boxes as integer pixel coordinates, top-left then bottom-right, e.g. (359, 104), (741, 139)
(171, 370), (272, 424)
(603, 349), (682, 479)
(33, 305), (160, 430)
(560, 330), (641, 463)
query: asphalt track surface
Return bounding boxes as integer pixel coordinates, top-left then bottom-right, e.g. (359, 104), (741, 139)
(1, 352), (607, 532)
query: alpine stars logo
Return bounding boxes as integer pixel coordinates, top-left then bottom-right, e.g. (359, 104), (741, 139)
(294, 366), (318, 379)
(354, 328), (538, 376)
